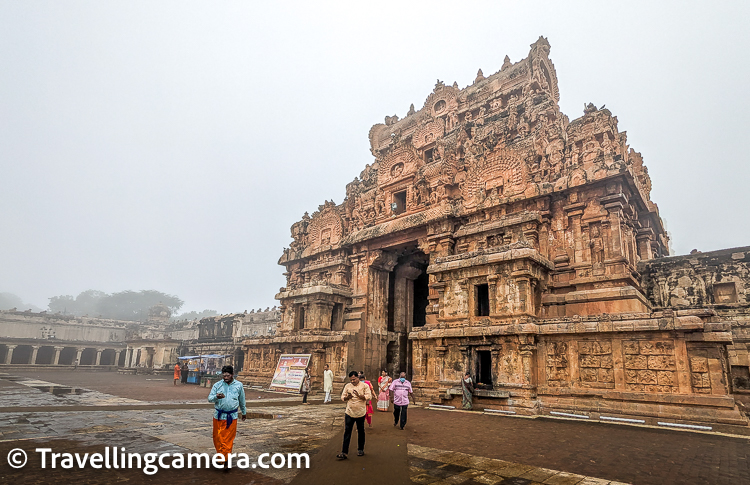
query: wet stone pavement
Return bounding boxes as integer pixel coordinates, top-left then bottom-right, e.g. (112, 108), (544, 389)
(408, 444), (627, 485)
(1, 371), (749, 484)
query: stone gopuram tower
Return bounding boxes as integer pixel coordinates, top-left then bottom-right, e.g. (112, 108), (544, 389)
(240, 37), (748, 427)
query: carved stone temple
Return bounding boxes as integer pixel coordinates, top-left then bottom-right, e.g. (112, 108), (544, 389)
(240, 37), (750, 427)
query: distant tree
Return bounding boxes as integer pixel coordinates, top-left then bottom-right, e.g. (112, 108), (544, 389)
(98, 290), (184, 321)
(0, 292), (43, 312)
(172, 309), (219, 321)
(48, 295), (77, 314)
(47, 289), (184, 321)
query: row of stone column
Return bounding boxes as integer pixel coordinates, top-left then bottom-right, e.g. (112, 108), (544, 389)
(2, 345), (123, 366)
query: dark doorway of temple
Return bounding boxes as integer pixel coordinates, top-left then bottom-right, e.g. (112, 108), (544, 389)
(234, 347), (244, 373)
(383, 245), (428, 380)
(414, 271), (429, 328)
(476, 350), (493, 386)
(475, 284), (490, 316)
(387, 267), (396, 332)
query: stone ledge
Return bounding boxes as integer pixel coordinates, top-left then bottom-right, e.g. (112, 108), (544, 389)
(427, 247), (554, 274)
(275, 284), (352, 300)
(241, 332), (355, 345)
(537, 386), (737, 408)
(446, 387), (510, 398)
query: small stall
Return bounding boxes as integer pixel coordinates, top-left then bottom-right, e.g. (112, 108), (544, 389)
(178, 354), (230, 385)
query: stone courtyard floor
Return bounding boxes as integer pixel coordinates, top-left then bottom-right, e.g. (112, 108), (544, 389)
(0, 370), (748, 484)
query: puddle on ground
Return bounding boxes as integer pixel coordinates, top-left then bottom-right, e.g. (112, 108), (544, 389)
(30, 386), (89, 396)
(246, 412), (277, 419)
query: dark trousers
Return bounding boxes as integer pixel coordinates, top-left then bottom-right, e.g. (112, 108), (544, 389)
(302, 392), (308, 403)
(393, 404), (408, 428)
(342, 414), (365, 454)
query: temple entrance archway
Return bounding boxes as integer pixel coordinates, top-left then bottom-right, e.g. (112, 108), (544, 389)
(382, 246), (429, 380)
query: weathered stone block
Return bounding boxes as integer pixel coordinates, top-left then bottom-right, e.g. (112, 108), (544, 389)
(626, 383), (645, 391)
(625, 369), (638, 384)
(691, 372), (711, 388)
(639, 340), (674, 355)
(690, 357), (709, 373)
(580, 340), (611, 355)
(623, 340), (639, 354)
(637, 369), (658, 384)
(657, 370), (675, 386)
(581, 368), (598, 382)
(580, 355), (601, 368)
(647, 355), (676, 370)
(578, 341), (593, 354)
(625, 354), (648, 369)
(599, 368), (614, 383)
(600, 355), (613, 368)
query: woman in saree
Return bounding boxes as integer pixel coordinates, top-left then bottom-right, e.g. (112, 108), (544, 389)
(301, 369), (311, 404)
(377, 370), (392, 412)
(462, 372), (475, 410)
(359, 372), (376, 427)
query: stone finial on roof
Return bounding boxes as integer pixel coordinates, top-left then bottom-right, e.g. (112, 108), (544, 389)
(502, 55), (512, 70)
(407, 103), (416, 116)
(474, 69), (485, 84)
(583, 102), (598, 114)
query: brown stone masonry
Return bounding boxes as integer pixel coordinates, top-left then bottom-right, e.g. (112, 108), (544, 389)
(239, 37), (748, 427)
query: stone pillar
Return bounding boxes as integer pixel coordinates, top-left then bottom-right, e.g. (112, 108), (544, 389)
(95, 350), (102, 366)
(114, 350), (122, 367)
(53, 346), (63, 365)
(520, 345), (535, 386)
(5, 345), (16, 365)
(30, 346), (40, 365)
(75, 348), (83, 366)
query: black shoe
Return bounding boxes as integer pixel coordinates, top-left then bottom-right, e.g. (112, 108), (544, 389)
(357, 450), (364, 456)
(400, 426), (404, 430)
(394, 422), (398, 426)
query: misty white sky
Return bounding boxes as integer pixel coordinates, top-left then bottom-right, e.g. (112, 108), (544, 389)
(1, 1), (749, 314)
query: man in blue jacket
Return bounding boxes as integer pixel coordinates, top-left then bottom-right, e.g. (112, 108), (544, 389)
(208, 365), (247, 468)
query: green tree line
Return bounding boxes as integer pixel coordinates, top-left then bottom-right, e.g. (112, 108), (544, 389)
(47, 289), (184, 321)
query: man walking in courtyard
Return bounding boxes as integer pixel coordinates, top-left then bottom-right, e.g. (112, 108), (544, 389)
(337, 370), (371, 459)
(389, 371), (413, 430)
(173, 362), (181, 385)
(323, 364), (333, 403)
(208, 365), (246, 470)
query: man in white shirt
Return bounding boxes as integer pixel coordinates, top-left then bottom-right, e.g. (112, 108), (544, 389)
(323, 364), (334, 403)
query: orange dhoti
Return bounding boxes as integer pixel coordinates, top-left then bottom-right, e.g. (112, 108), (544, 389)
(212, 418), (238, 460)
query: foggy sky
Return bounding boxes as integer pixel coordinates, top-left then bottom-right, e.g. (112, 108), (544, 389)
(1, 1), (749, 314)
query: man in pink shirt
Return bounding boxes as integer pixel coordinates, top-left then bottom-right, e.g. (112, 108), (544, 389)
(389, 372), (413, 429)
